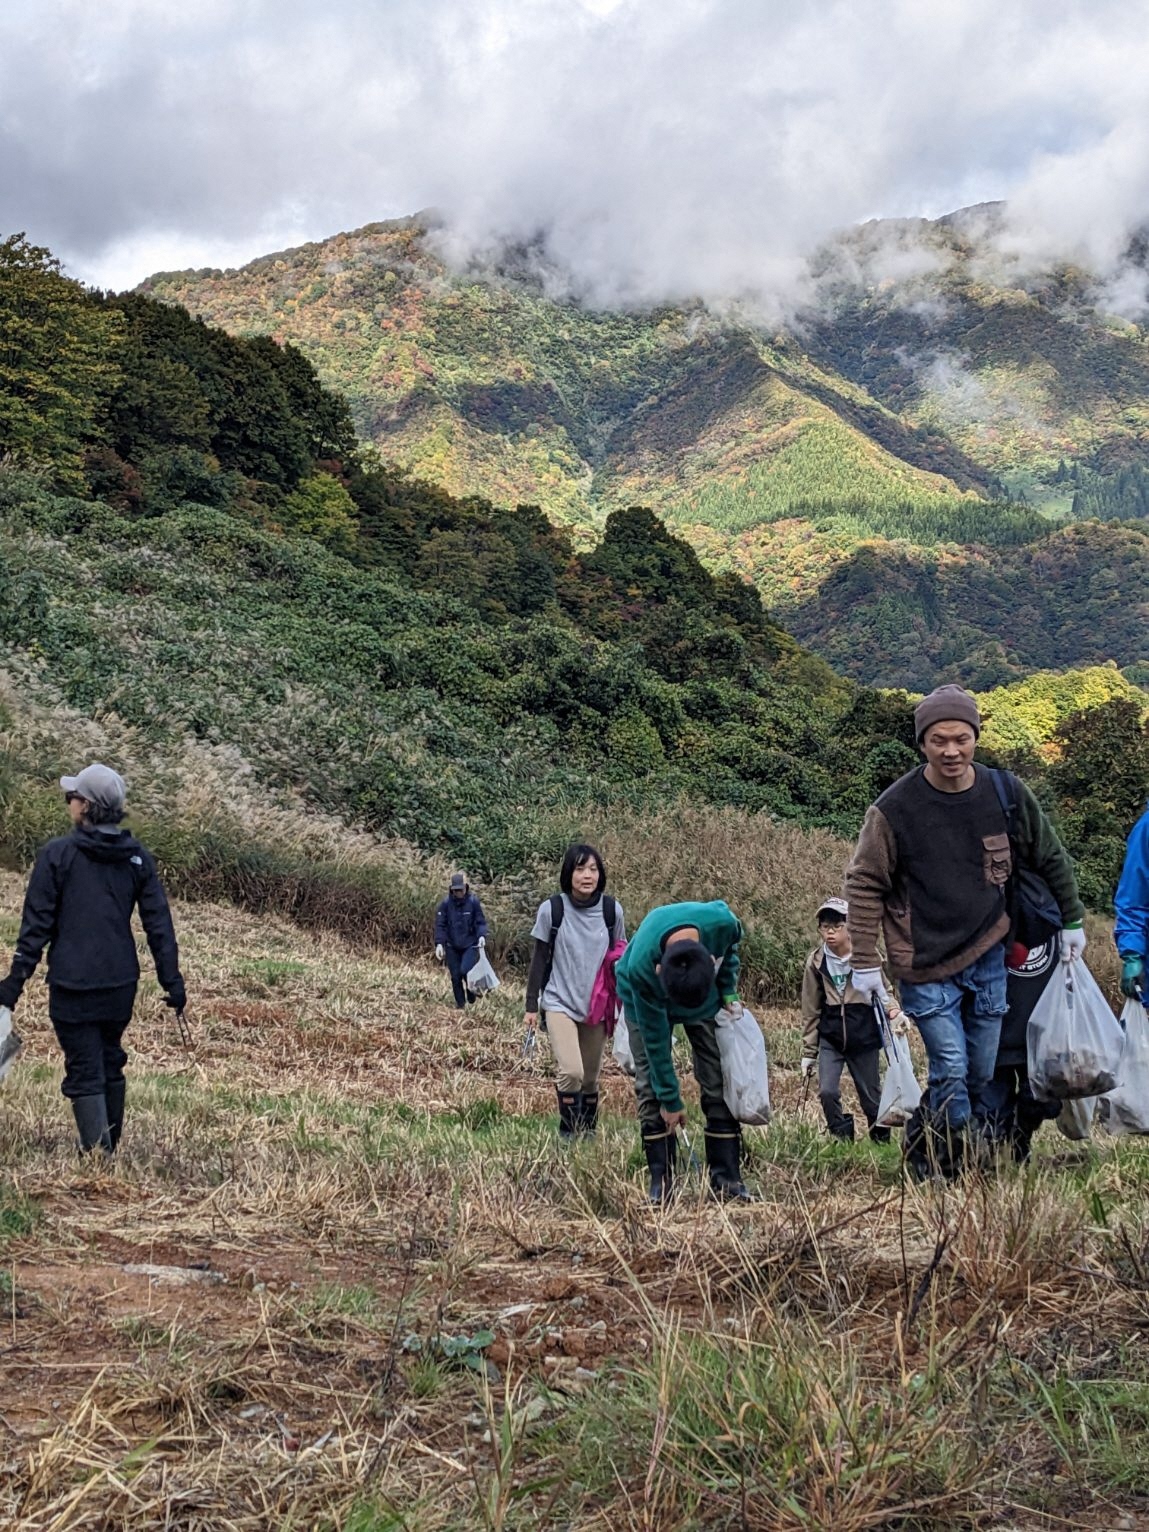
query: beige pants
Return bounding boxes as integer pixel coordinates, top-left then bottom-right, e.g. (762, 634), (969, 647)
(546, 1011), (608, 1094)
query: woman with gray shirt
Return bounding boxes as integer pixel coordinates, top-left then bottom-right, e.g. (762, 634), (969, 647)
(524, 844), (626, 1142)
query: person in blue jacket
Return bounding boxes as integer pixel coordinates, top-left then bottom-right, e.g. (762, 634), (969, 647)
(0, 763), (185, 1155)
(1116, 807), (1149, 997)
(434, 872), (489, 1008)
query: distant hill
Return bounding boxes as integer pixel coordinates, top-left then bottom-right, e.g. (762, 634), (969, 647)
(140, 211), (1149, 684)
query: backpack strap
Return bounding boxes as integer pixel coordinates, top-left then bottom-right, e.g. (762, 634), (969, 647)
(989, 767), (1019, 834)
(540, 894), (565, 1006)
(602, 894), (616, 933)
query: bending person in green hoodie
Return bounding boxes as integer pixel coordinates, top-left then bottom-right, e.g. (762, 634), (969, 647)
(615, 899), (752, 1205)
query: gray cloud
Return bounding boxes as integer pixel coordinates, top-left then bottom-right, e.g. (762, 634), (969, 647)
(2, 0), (1148, 306)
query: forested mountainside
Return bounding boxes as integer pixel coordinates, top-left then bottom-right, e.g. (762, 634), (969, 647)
(3, 230), (1147, 914)
(138, 209), (1149, 686)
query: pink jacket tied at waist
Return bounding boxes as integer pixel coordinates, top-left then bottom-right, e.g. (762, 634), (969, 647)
(587, 939), (627, 1034)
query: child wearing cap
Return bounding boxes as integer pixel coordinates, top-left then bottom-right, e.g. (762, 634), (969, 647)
(800, 897), (898, 1142)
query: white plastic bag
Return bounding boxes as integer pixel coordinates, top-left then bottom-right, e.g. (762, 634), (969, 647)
(612, 1011), (636, 1075)
(466, 950), (500, 997)
(874, 999), (922, 1127)
(0, 1005), (21, 1083)
(1098, 998), (1149, 1136)
(715, 1006), (771, 1126)
(1056, 1094), (1097, 1141)
(1027, 958), (1125, 1101)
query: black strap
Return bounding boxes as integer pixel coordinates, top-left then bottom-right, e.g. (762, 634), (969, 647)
(989, 767), (1018, 832)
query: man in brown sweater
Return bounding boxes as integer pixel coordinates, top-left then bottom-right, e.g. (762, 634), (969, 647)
(844, 684), (1084, 1142)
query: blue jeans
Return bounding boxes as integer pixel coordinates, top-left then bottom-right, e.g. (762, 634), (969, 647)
(899, 945), (1007, 1128)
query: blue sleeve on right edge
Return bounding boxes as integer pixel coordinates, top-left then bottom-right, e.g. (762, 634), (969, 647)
(1114, 813), (1149, 956)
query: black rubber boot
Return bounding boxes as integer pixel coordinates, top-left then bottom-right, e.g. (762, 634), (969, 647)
(557, 1088), (580, 1144)
(105, 1081), (126, 1153)
(704, 1125), (755, 1202)
(578, 1092), (599, 1139)
(868, 1123), (891, 1145)
(828, 1116), (856, 1142)
(71, 1094), (113, 1155)
(642, 1124), (676, 1206)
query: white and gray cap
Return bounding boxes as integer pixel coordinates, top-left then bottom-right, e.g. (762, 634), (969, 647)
(816, 896), (849, 921)
(60, 763), (127, 812)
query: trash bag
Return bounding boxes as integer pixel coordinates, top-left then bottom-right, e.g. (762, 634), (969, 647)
(1098, 998), (1149, 1136)
(715, 1006), (771, 1126)
(1055, 1095), (1097, 1141)
(466, 950), (500, 997)
(612, 1011), (636, 1075)
(875, 1001), (922, 1128)
(0, 1005), (22, 1084)
(1027, 957), (1125, 1101)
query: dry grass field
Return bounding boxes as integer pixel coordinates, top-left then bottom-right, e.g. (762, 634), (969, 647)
(1, 874), (1149, 1530)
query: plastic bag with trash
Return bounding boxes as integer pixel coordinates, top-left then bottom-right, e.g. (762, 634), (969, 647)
(0, 1005), (23, 1084)
(1097, 997), (1149, 1136)
(466, 950), (500, 997)
(612, 1011), (636, 1075)
(1028, 958), (1125, 1101)
(715, 1005), (771, 1126)
(875, 1000), (923, 1128)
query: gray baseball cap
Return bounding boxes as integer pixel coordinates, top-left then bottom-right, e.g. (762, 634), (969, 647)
(816, 896), (849, 921)
(449, 871), (467, 891)
(60, 763), (127, 812)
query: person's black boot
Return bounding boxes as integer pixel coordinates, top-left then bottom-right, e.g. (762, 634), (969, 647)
(705, 1125), (755, 1202)
(828, 1116), (856, 1142)
(868, 1123), (891, 1145)
(642, 1124), (676, 1206)
(105, 1081), (126, 1153)
(71, 1094), (113, 1155)
(557, 1088), (580, 1144)
(578, 1092), (600, 1139)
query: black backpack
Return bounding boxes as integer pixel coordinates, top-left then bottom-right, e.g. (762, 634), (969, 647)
(989, 769), (1063, 949)
(540, 893), (617, 1004)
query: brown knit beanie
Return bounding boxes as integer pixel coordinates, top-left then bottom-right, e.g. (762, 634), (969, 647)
(914, 684), (981, 743)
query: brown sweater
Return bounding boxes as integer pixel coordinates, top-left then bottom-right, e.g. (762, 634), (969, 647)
(845, 764), (1083, 984)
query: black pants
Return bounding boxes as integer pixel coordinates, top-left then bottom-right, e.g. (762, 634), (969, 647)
(818, 1039), (883, 1139)
(52, 1017), (129, 1100)
(444, 946), (478, 1009)
(981, 1062), (1060, 1161)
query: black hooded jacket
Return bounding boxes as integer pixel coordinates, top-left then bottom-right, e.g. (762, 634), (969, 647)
(0, 826), (182, 1008)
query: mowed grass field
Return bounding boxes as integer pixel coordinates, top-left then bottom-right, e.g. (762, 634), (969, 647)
(2, 875), (1149, 1529)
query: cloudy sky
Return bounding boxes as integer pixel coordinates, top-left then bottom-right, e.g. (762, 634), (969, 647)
(3, 0), (1148, 305)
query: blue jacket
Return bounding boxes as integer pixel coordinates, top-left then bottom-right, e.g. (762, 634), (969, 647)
(434, 891), (488, 951)
(1115, 807), (1149, 956)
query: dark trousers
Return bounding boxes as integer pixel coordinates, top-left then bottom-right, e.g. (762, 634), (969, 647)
(51, 1018), (129, 1100)
(629, 1013), (738, 1134)
(981, 1062), (1060, 1161)
(444, 946), (478, 1009)
(818, 1039), (883, 1139)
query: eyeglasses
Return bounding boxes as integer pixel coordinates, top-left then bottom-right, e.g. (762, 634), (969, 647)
(818, 918), (846, 931)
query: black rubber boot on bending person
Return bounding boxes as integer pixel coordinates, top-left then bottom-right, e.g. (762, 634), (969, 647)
(704, 1125), (755, 1202)
(557, 1088), (580, 1144)
(71, 1094), (113, 1155)
(105, 1080), (126, 1152)
(577, 1092), (599, 1139)
(642, 1124), (677, 1206)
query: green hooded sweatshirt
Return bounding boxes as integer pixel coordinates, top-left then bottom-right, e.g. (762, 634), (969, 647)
(615, 900), (743, 1112)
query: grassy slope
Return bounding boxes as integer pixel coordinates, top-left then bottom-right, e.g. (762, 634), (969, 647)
(2, 876), (1145, 1530)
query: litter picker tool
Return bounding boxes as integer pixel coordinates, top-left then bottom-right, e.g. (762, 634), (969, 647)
(174, 1007), (194, 1053)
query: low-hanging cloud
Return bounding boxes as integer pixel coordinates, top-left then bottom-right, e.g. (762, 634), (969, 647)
(2, 0), (1149, 310)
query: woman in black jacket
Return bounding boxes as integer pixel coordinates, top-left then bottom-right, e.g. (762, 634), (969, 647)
(0, 763), (186, 1154)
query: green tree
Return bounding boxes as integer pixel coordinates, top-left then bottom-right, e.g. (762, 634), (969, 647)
(279, 472), (359, 552)
(0, 233), (122, 488)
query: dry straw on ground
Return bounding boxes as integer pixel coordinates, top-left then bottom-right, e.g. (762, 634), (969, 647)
(0, 875), (1148, 1529)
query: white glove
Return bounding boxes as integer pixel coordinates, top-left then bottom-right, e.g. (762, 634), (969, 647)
(1060, 925), (1087, 964)
(434, 944), (444, 962)
(478, 936), (486, 950)
(851, 967), (886, 999)
(800, 1055), (817, 1079)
